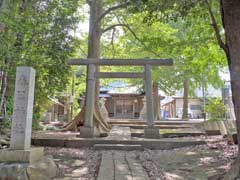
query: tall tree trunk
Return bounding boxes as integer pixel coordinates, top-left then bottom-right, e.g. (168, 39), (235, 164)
(88, 0), (102, 101)
(182, 79), (189, 120)
(0, 70), (7, 116)
(221, 0), (240, 156)
(153, 82), (161, 120)
(88, 0), (103, 114)
(87, 0), (110, 131)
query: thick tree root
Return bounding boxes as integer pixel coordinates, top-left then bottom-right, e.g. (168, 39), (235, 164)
(59, 107), (85, 132)
(59, 105), (111, 134)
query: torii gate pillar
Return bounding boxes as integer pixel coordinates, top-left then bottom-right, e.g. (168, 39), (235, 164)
(79, 64), (96, 137)
(144, 64), (160, 138)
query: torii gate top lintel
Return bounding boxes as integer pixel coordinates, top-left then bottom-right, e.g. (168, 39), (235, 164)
(68, 58), (173, 66)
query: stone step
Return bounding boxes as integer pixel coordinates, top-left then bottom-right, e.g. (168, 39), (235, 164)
(108, 119), (197, 125)
(111, 124), (193, 129)
(93, 144), (143, 151)
(131, 132), (205, 138)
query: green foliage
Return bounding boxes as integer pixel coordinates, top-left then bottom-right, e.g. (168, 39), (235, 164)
(99, 2), (226, 95)
(32, 105), (43, 130)
(0, 119), (11, 129)
(0, 1), (81, 127)
(205, 98), (226, 121)
(129, 0), (200, 23)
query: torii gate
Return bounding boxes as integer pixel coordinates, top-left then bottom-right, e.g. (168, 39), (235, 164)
(68, 58), (173, 138)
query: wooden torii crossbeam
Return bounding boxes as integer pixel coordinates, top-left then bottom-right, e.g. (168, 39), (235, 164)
(68, 58), (173, 138)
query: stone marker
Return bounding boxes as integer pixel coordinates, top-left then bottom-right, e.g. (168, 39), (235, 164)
(10, 67), (35, 149)
(0, 67), (43, 163)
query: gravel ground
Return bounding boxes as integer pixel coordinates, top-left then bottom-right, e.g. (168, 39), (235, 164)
(44, 136), (237, 180)
(45, 147), (101, 180)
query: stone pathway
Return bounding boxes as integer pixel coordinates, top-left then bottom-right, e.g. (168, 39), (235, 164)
(97, 151), (149, 180)
(97, 125), (147, 179)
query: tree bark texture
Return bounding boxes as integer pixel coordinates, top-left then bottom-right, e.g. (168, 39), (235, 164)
(221, 0), (240, 154)
(87, 0), (101, 103)
(182, 79), (189, 120)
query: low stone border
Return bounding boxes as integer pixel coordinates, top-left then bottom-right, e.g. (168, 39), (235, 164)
(32, 138), (206, 150)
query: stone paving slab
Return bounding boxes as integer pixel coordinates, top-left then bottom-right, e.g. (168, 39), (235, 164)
(126, 152), (149, 179)
(97, 151), (148, 180)
(97, 152), (114, 180)
(104, 126), (131, 140)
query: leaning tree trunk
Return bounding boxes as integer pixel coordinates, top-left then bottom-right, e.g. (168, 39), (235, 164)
(153, 82), (161, 120)
(182, 79), (189, 120)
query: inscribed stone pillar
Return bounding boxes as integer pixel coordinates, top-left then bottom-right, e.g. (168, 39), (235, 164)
(10, 67), (35, 150)
(0, 67), (43, 163)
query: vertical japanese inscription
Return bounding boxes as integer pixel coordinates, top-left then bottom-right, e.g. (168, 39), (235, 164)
(13, 75), (28, 134)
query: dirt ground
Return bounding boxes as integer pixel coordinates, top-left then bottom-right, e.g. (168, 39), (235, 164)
(44, 136), (237, 180)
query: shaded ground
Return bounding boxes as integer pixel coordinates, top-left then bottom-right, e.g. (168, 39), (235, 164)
(45, 147), (101, 180)
(44, 136), (237, 180)
(137, 138), (237, 180)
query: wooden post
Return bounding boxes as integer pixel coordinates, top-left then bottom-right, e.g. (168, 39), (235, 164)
(79, 64), (96, 137)
(145, 65), (154, 126)
(144, 65), (160, 138)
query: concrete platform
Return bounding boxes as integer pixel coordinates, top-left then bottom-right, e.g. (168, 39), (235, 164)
(93, 144), (143, 151)
(144, 126), (160, 139)
(32, 126), (206, 150)
(131, 128), (206, 138)
(0, 147), (44, 163)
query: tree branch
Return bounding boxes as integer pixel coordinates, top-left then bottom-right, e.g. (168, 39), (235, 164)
(79, 46), (88, 57)
(102, 23), (125, 34)
(204, 0), (228, 53)
(97, 2), (130, 22)
(111, 27), (116, 57)
(102, 23), (161, 57)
